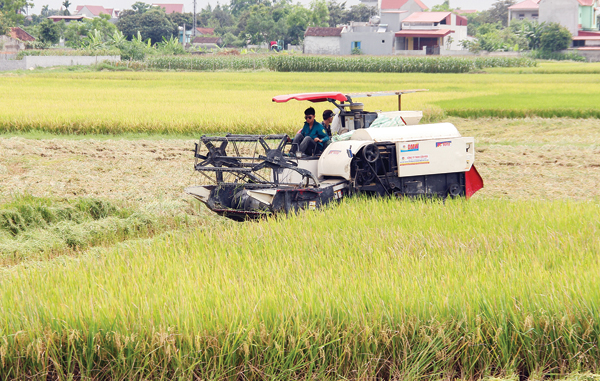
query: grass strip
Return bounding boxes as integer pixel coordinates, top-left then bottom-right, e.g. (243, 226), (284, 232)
(0, 198), (598, 380)
(0, 195), (206, 266)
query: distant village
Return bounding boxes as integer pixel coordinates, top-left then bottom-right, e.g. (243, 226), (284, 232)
(1, 0), (600, 57)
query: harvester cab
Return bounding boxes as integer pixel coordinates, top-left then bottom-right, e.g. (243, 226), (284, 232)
(186, 90), (484, 221)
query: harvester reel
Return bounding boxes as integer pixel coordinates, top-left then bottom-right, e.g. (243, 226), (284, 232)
(195, 140), (240, 168)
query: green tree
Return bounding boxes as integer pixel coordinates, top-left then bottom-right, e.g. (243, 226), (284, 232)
(309, 0), (329, 27)
(539, 22), (571, 52)
(285, 4), (310, 45)
(485, 0), (515, 27)
(222, 31), (244, 47)
(511, 19), (545, 50)
(137, 8), (175, 43)
(118, 5), (177, 43)
(342, 4), (376, 24)
(230, 0), (266, 17)
(0, 0), (33, 26)
(64, 14), (116, 48)
(38, 18), (61, 44)
(430, 0), (452, 12)
(244, 4), (275, 43)
(62, 0), (71, 15)
(326, 0), (345, 27)
(167, 11), (193, 37)
(131, 1), (151, 14)
(41, 4), (49, 16)
(0, 10), (9, 34)
(116, 9), (140, 38)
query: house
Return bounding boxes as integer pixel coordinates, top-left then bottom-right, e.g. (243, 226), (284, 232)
(396, 12), (468, 52)
(47, 15), (91, 23)
(74, 5), (119, 19)
(380, 0), (428, 32)
(539, 0), (599, 35)
(304, 24), (395, 55)
(340, 23), (395, 55)
(1, 28), (35, 59)
(304, 27), (344, 55)
(196, 27), (215, 35)
(508, 0), (540, 23)
(192, 36), (222, 49)
(9, 27), (36, 42)
(152, 3), (184, 14)
(453, 10), (477, 15)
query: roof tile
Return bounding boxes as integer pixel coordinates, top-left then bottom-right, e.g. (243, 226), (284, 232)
(152, 3), (184, 13)
(9, 27), (36, 42)
(304, 27), (343, 37)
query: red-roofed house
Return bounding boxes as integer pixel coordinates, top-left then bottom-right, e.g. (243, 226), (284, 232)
(152, 3), (184, 14)
(47, 15), (90, 23)
(539, 0), (599, 35)
(192, 36), (222, 49)
(9, 27), (36, 42)
(397, 12), (468, 51)
(453, 10), (477, 15)
(304, 27), (344, 54)
(380, 0), (428, 32)
(75, 5), (119, 19)
(196, 27), (215, 35)
(508, 0), (539, 23)
(1, 28), (35, 58)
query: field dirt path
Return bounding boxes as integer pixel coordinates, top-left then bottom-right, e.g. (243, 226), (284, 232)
(0, 138), (197, 204)
(1, 120), (599, 204)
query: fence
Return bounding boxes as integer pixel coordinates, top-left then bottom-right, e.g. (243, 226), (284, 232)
(0, 55), (120, 71)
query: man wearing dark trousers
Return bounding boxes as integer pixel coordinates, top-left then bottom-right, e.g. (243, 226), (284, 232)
(322, 109), (334, 138)
(289, 107), (330, 157)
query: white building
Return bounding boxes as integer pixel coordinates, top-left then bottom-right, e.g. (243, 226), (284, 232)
(508, 0), (540, 24)
(539, 0), (599, 35)
(380, 0), (428, 32)
(304, 27), (344, 55)
(396, 12), (469, 52)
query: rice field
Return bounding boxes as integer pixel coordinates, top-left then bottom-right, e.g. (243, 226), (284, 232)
(1, 64), (600, 134)
(1, 67), (600, 379)
(0, 197), (599, 380)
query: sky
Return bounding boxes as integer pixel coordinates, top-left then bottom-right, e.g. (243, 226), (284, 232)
(29, 0), (498, 16)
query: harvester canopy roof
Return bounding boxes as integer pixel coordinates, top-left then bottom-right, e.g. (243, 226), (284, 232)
(272, 92), (349, 103)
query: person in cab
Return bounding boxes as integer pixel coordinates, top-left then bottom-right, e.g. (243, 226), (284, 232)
(289, 107), (330, 157)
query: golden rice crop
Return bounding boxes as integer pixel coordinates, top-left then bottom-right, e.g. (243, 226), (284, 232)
(0, 198), (599, 380)
(2, 68), (600, 135)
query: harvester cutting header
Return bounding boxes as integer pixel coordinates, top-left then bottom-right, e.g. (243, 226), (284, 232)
(186, 90), (483, 221)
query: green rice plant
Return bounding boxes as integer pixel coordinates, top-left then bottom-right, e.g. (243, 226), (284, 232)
(0, 198), (599, 379)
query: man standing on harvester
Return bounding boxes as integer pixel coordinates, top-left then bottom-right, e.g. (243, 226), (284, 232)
(289, 107), (330, 157)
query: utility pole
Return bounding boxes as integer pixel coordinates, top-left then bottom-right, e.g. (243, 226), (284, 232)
(193, 0), (197, 37)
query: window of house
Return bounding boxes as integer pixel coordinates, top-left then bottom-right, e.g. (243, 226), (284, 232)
(573, 40), (585, 47)
(532, 13), (538, 19)
(519, 14), (525, 20)
(351, 41), (361, 50)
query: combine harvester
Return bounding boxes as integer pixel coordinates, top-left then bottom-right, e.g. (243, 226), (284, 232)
(186, 90), (483, 221)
